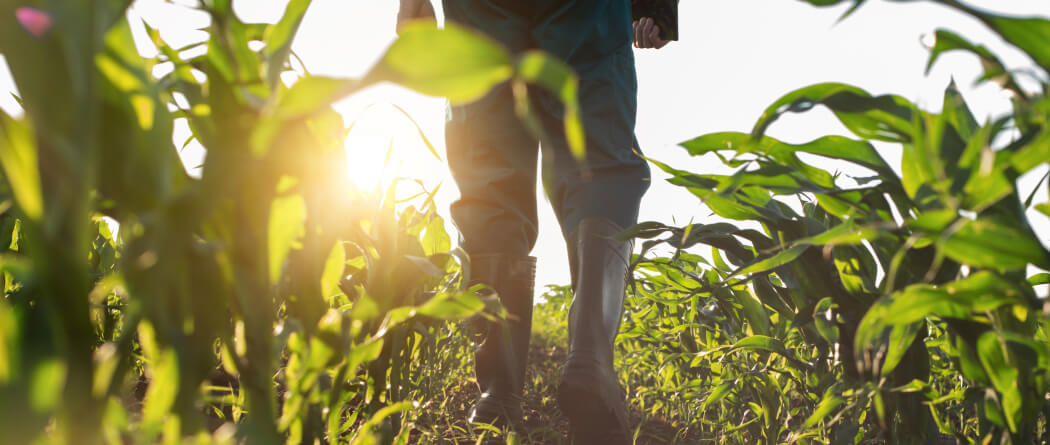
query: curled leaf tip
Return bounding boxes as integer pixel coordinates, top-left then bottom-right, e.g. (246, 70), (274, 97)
(15, 7), (52, 38)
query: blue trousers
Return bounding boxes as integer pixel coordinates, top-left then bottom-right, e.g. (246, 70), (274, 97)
(444, 0), (650, 257)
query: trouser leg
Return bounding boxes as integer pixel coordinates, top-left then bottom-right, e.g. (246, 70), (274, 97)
(446, 76), (539, 430)
(443, 0), (648, 438)
(443, 0), (536, 259)
(540, 43), (649, 238)
(447, 86), (539, 258)
(534, 17), (648, 445)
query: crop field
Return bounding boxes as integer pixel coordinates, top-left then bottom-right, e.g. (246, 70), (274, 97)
(0, 0), (1049, 444)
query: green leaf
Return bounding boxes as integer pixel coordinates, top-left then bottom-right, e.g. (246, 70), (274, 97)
(347, 339), (383, 379)
(728, 245), (808, 280)
(1010, 131), (1050, 173)
(350, 401), (415, 445)
(391, 103), (441, 161)
(681, 132), (896, 183)
(941, 218), (1050, 270)
(272, 76), (354, 119)
(381, 22), (512, 104)
(812, 297), (839, 345)
(953, 336), (990, 386)
(0, 302), (18, 384)
(943, 4), (1050, 74)
(701, 381), (734, 412)
(251, 76), (359, 156)
(860, 268), (1024, 356)
(136, 322), (178, 439)
(908, 209), (957, 233)
(0, 112), (43, 220)
(752, 83), (915, 143)
(421, 216), (450, 256)
(855, 271), (1025, 353)
(29, 358), (66, 413)
(320, 242), (346, 299)
(264, 0), (312, 89)
(894, 272), (1023, 323)
(892, 379), (931, 394)
(646, 156), (769, 222)
(814, 190), (866, 219)
(794, 0), (859, 8)
(925, 30), (1020, 95)
(708, 164), (831, 195)
(881, 321), (922, 376)
(962, 163), (1013, 212)
(914, 211), (1050, 270)
(731, 335), (784, 353)
(736, 288), (771, 336)
(1037, 203), (1050, 218)
(268, 193), (307, 285)
(206, 34), (237, 83)
(977, 331), (1022, 432)
(228, 16), (262, 83)
(941, 80), (979, 145)
(405, 255), (446, 278)
(833, 244), (879, 295)
(1028, 272), (1050, 286)
(253, 22), (515, 155)
(983, 392), (1007, 429)
(795, 220), (879, 247)
(617, 221), (672, 241)
(141, 348), (179, 432)
(97, 19), (184, 211)
(516, 51), (585, 160)
(803, 388), (844, 428)
(415, 291), (485, 320)
(729, 335), (812, 370)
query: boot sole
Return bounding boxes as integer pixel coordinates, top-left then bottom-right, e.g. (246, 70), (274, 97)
(557, 384), (610, 428)
(468, 397), (524, 432)
(557, 364), (631, 444)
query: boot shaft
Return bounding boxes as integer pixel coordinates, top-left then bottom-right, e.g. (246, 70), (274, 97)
(470, 254), (536, 402)
(566, 217), (632, 365)
(471, 254), (536, 323)
(559, 218), (634, 440)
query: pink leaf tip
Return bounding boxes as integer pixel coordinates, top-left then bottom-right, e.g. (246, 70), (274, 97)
(15, 7), (52, 38)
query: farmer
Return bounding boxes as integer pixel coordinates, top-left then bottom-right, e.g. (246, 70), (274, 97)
(397, 1), (670, 442)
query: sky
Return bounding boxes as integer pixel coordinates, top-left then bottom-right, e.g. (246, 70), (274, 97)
(1, 0), (1048, 295)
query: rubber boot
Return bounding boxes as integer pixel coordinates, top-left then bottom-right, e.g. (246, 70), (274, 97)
(467, 254), (537, 432)
(557, 217), (633, 444)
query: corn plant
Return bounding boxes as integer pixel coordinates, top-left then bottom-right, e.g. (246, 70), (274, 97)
(622, 1), (1050, 443)
(0, 1), (581, 444)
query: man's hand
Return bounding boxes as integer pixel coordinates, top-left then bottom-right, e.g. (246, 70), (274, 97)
(632, 17), (669, 49)
(397, 0), (435, 34)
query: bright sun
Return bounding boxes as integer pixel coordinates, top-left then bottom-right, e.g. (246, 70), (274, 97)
(338, 86), (449, 195)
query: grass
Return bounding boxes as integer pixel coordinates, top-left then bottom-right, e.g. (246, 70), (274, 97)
(407, 285), (704, 444)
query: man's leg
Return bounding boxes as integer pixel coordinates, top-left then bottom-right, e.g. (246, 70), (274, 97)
(447, 82), (540, 429)
(534, 7), (650, 442)
(444, 25), (540, 428)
